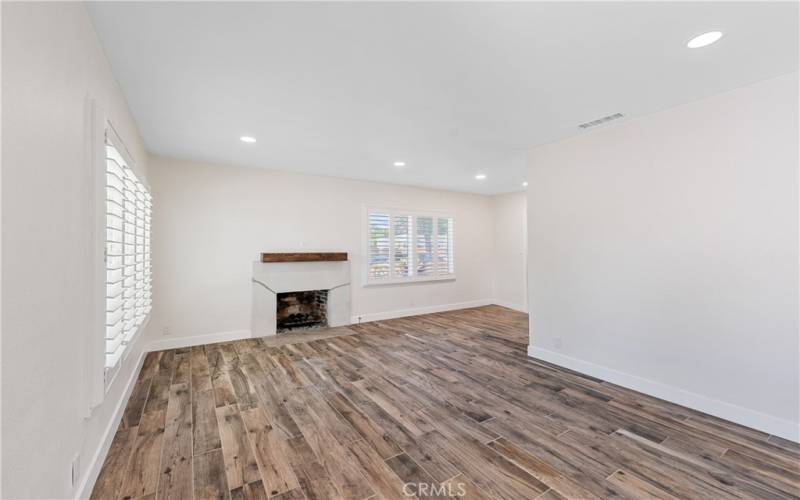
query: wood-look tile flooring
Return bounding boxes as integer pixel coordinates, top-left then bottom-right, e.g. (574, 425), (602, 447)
(92, 306), (800, 500)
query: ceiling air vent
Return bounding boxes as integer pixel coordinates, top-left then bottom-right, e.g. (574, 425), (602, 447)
(578, 112), (624, 129)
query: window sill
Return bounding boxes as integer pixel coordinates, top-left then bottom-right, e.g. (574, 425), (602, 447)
(104, 313), (150, 393)
(363, 275), (456, 287)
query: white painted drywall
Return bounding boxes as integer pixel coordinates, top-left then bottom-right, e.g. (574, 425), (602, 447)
(2, 3), (150, 498)
(87, 2), (800, 195)
(526, 72), (800, 440)
(492, 192), (527, 312)
(144, 156), (497, 345)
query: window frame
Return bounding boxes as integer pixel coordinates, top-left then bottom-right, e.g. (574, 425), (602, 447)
(362, 206), (456, 286)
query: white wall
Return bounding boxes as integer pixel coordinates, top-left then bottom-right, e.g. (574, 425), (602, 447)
(492, 192), (527, 312)
(145, 156), (497, 346)
(2, 3), (150, 498)
(527, 72), (799, 441)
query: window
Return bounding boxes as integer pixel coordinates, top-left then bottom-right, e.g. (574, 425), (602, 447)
(366, 208), (454, 284)
(105, 129), (152, 375)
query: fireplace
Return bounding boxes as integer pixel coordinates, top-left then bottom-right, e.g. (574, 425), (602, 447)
(276, 289), (328, 333)
(252, 253), (350, 337)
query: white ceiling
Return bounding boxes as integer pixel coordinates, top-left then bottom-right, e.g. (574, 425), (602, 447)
(88, 2), (798, 194)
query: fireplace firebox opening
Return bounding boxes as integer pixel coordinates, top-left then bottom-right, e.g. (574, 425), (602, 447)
(276, 289), (328, 333)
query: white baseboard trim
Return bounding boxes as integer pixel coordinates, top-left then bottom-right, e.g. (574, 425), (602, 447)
(148, 329), (252, 352)
(350, 299), (495, 324)
(491, 299), (528, 313)
(76, 347), (148, 500)
(527, 345), (800, 443)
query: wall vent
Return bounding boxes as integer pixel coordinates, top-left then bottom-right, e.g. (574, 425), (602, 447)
(71, 454), (81, 490)
(578, 112), (624, 129)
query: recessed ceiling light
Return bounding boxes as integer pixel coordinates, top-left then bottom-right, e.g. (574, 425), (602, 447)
(687, 31), (723, 49)
(240, 136), (256, 143)
(475, 174), (487, 180)
(522, 181), (528, 187)
(393, 161), (406, 167)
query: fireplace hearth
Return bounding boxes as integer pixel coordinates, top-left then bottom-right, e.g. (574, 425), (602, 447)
(276, 289), (328, 333)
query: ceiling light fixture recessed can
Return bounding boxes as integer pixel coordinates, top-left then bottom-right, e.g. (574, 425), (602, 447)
(687, 31), (723, 48)
(393, 161), (406, 167)
(240, 136), (256, 143)
(522, 181), (528, 187)
(475, 174), (487, 180)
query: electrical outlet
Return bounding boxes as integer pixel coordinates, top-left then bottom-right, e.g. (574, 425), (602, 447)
(71, 454), (81, 490)
(554, 337), (563, 349)
(163, 326), (172, 336)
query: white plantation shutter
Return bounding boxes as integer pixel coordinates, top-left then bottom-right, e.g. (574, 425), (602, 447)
(366, 208), (454, 283)
(415, 216), (434, 276)
(393, 215), (412, 277)
(437, 217), (454, 275)
(105, 130), (151, 373)
(368, 212), (390, 278)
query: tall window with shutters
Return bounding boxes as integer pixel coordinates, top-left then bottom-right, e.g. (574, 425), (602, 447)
(366, 208), (454, 284)
(105, 130), (152, 376)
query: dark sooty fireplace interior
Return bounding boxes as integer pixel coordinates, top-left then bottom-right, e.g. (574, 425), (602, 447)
(276, 289), (328, 333)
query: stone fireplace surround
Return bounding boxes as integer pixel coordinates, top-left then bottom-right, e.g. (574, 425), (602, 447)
(251, 255), (350, 336)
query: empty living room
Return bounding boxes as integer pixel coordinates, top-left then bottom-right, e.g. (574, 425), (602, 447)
(2, 1), (799, 499)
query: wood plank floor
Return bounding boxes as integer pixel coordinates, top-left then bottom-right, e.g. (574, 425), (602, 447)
(92, 305), (800, 500)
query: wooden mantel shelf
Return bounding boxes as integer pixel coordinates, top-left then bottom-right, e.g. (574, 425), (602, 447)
(261, 252), (348, 263)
